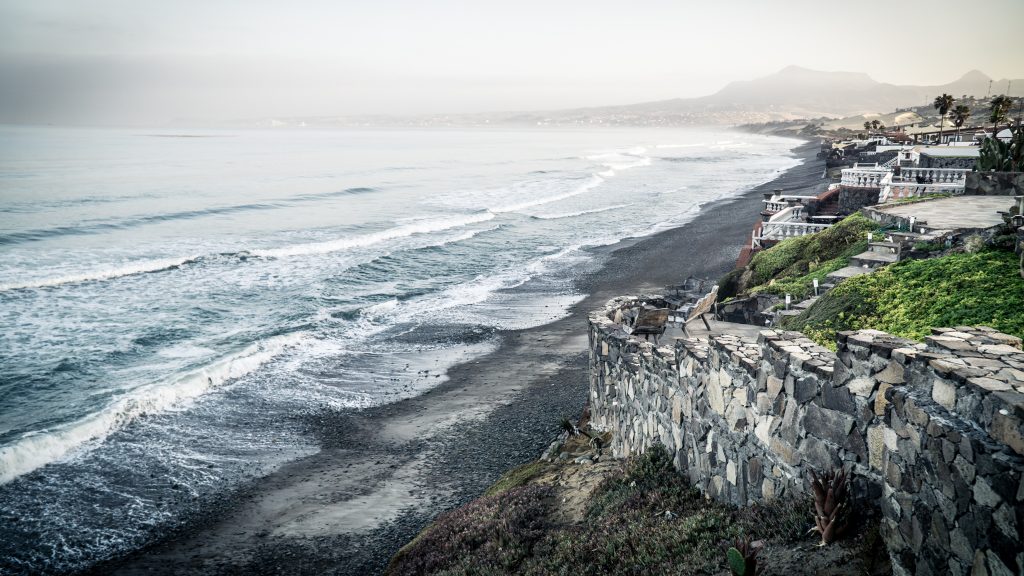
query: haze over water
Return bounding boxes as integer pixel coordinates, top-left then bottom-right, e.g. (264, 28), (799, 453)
(0, 125), (800, 572)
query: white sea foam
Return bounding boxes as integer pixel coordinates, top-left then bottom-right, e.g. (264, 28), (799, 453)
(533, 204), (633, 220)
(0, 333), (306, 484)
(655, 143), (706, 149)
(251, 212), (495, 258)
(0, 255), (199, 292)
(489, 174), (604, 213)
(585, 149), (652, 175)
(434, 225), (501, 245)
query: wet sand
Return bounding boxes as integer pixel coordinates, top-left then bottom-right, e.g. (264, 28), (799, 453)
(95, 140), (823, 576)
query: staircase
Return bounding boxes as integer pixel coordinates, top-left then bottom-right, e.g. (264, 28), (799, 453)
(850, 241), (901, 269)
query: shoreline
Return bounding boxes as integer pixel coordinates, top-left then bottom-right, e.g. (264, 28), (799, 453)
(94, 138), (823, 576)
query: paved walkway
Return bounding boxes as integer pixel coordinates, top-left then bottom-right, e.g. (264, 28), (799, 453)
(662, 318), (765, 341)
(876, 196), (1011, 230)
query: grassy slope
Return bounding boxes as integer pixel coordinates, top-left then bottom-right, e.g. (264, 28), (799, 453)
(722, 213), (880, 302)
(782, 249), (1024, 348)
(385, 447), (811, 576)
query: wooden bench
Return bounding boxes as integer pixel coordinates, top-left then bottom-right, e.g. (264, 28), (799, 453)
(630, 307), (670, 344)
(676, 285), (719, 338)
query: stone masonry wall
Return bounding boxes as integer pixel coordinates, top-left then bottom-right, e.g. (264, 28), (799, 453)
(838, 185), (881, 215)
(964, 171), (1024, 196)
(588, 296), (1024, 576)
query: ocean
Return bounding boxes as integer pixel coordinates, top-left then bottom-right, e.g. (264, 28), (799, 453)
(0, 125), (801, 572)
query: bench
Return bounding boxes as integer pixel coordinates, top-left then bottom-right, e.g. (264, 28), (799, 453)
(630, 307), (670, 344)
(675, 285), (719, 338)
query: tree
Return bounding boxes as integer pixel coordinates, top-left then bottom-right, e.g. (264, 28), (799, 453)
(933, 93), (955, 144)
(870, 119), (880, 130)
(978, 128), (1024, 172)
(989, 95), (1013, 137)
(863, 121), (872, 132)
(951, 105), (971, 142)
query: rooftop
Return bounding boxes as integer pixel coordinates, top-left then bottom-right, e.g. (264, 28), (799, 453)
(872, 196), (1010, 231)
(918, 147), (980, 158)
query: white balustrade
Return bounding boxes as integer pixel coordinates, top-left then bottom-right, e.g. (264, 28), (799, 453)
(840, 164), (893, 188)
(892, 167), (968, 185)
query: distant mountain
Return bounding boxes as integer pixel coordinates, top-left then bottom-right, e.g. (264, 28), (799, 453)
(239, 67), (1023, 129)
(488, 67), (1024, 127)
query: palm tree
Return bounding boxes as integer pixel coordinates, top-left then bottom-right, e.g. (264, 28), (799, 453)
(870, 119), (880, 131)
(951, 105), (971, 142)
(863, 121), (872, 132)
(990, 94), (1013, 138)
(933, 93), (955, 144)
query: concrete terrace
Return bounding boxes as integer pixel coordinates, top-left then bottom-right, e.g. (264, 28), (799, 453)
(869, 195), (1010, 231)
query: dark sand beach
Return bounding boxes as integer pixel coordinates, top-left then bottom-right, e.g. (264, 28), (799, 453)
(95, 140), (823, 576)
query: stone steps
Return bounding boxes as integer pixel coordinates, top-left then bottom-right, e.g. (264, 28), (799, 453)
(867, 241), (901, 254)
(793, 296), (819, 310)
(850, 251), (898, 268)
(826, 265), (871, 281)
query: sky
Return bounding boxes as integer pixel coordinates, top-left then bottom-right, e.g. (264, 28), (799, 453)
(1, 0), (1023, 125)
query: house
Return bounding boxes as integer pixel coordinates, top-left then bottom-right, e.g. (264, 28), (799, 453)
(917, 146), (980, 169)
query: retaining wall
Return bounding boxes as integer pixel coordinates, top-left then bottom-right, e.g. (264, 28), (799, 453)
(588, 296), (1024, 576)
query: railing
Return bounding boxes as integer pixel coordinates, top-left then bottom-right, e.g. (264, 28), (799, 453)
(893, 167), (968, 185)
(840, 164), (893, 188)
(767, 205), (804, 223)
(755, 222), (831, 246)
(881, 156), (900, 169)
(882, 183), (967, 202)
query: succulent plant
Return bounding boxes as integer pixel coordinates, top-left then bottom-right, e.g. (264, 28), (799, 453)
(726, 535), (761, 576)
(810, 467), (850, 545)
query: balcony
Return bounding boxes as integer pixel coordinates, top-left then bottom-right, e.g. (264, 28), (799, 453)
(840, 164), (892, 188)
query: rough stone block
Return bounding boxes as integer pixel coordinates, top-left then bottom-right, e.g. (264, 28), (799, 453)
(868, 426), (886, 470)
(707, 379), (725, 415)
(823, 383), (858, 415)
(876, 360), (907, 384)
(748, 457), (761, 483)
(769, 436), (800, 466)
(875, 382), (894, 416)
(802, 435), (840, 471)
(780, 398), (800, 444)
(973, 477), (1002, 508)
(804, 403), (855, 446)
(987, 414), (1024, 460)
(932, 378), (957, 411)
(766, 375), (783, 400)
(979, 344), (1023, 356)
(849, 377), (876, 397)
(753, 414), (774, 446)
(793, 376), (817, 403)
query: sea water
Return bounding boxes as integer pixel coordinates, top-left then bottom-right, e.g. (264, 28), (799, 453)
(0, 125), (801, 572)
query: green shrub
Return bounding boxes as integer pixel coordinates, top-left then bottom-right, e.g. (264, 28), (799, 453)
(742, 213), (880, 299)
(782, 250), (1024, 346)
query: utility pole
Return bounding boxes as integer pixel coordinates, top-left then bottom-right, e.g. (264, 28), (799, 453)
(987, 79), (993, 98)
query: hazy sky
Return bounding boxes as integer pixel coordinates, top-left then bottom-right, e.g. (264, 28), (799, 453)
(2, 0), (1023, 125)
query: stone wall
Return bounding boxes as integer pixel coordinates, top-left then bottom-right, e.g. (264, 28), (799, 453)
(919, 155), (978, 170)
(838, 185), (881, 215)
(588, 296), (1024, 576)
(965, 171), (1024, 196)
